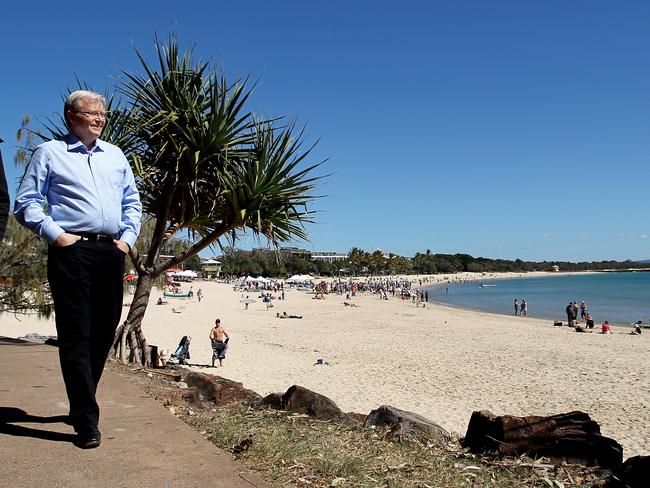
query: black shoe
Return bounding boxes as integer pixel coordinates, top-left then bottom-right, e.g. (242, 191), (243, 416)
(74, 430), (101, 449)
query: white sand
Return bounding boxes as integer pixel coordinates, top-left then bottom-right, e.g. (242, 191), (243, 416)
(2, 272), (648, 458)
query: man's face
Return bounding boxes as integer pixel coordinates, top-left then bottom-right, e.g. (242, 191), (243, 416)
(68, 98), (105, 143)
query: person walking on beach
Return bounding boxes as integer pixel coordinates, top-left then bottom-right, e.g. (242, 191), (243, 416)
(514, 299), (519, 315)
(209, 318), (230, 367)
(197, 288), (203, 302)
(14, 90), (142, 449)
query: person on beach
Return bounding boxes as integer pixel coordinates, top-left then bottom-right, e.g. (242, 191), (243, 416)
(601, 321), (613, 334)
(580, 301), (587, 321)
(14, 90), (142, 449)
(277, 311), (303, 319)
(585, 313), (595, 329)
(520, 299), (528, 316)
(197, 289), (203, 302)
(514, 299), (519, 315)
(566, 301), (577, 326)
(0, 138), (9, 241)
(209, 318), (230, 367)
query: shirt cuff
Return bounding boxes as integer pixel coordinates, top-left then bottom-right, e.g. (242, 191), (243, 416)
(43, 223), (66, 246)
(119, 230), (138, 249)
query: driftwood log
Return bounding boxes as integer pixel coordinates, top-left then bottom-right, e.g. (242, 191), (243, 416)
(365, 405), (449, 442)
(463, 410), (623, 468)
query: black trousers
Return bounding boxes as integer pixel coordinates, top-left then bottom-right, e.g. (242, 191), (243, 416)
(47, 240), (125, 432)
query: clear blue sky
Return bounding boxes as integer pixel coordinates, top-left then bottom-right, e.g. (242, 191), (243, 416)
(2, 1), (648, 261)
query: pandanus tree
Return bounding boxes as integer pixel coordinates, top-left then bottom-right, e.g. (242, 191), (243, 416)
(112, 37), (324, 363)
(15, 36), (324, 363)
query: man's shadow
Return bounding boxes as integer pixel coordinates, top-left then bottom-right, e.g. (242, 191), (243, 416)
(0, 407), (75, 442)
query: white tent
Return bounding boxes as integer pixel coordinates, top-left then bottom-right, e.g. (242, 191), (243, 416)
(244, 276), (270, 283)
(168, 270), (198, 278)
(286, 274), (314, 283)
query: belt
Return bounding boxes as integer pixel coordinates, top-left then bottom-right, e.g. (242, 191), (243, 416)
(73, 232), (119, 242)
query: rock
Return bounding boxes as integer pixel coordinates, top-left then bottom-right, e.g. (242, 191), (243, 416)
(462, 410), (623, 468)
(603, 456), (650, 488)
(364, 405), (449, 442)
(282, 385), (354, 424)
(181, 388), (203, 408)
(17, 333), (58, 344)
(261, 392), (284, 410)
(185, 372), (261, 406)
(157, 387), (203, 408)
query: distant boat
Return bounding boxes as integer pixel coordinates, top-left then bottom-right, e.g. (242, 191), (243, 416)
(480, 284), (496, 288)
(164, 292), (189, 299)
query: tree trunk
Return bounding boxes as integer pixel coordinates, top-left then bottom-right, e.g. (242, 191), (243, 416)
(112, 272), (156, 365)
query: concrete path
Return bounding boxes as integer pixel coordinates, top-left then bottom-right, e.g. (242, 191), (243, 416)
(0, 337), (269, 488)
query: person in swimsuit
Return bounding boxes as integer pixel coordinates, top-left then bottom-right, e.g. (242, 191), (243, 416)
(209, 318), (230, 367)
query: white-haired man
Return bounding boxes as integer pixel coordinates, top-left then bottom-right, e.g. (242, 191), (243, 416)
(15, 90), (142, 448)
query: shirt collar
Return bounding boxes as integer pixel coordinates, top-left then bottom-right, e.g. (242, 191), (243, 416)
(64, 132), (105, 154)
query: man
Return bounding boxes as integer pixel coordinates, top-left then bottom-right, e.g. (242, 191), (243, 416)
(0, 138), (9, 240)
(566, 301), (576, 326)
(14, 90), (142, 449)
(209, 318), (230, 367)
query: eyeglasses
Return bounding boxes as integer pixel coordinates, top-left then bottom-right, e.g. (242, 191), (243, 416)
(73, 111), (108, 119)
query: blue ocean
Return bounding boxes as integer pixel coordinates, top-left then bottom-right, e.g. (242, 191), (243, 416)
(427, 272), (650, 326)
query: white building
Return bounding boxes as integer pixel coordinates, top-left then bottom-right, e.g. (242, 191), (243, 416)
(310, 251), (348, 263)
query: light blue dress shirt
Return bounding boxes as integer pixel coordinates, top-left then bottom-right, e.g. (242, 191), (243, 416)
(14, 133), (142, 247)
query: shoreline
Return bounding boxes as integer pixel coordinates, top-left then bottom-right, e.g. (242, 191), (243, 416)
(1, 271), (648, 458)
(423, 270), (642, 327)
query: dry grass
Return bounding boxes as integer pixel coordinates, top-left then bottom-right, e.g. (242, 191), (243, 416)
(180, 405), (610, 488)
(115, 363), (612, 488)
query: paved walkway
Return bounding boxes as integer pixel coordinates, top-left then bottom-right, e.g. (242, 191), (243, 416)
(0, 337), (268, 488)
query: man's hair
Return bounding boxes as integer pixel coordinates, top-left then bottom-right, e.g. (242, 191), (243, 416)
(215, 319), (221, 324)
(64, 90), (106, 128)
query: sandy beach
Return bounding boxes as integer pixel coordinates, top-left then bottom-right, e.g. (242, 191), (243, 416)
(2, 272), (648, 458)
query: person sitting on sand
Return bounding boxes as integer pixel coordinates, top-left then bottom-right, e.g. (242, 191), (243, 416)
(343, 301), (359, 307)
(157, 297), (168, 305)
(575, 324), (592, 333)
(156, 349), (168, 368)
(585, 313), (595, 329)
(601, 321), (613, 334)
(631, 322), (642, 335)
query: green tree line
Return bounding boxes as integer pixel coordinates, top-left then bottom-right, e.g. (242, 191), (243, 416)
(218, 247), (650, 277)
